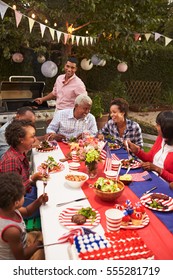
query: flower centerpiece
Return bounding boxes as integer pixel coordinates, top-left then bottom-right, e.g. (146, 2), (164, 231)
(69, 133), (105, 178)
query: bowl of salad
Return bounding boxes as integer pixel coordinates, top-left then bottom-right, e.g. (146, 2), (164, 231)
(94, 177), (125, 202)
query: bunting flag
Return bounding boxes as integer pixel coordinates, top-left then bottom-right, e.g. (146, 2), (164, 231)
(144, 33), (151, 41)
(0, 0), (8, 19)
(56, 30), (62, 43)
(76, 36), (80, 46)
(71, 34), (75, 45)
(81, 36), (85, 46)
(40, 23), (46, 38)
(154, 32), (161, 41)
(165, 36), (172, 47)
(63, 33), (69, 44)
(115, 31), (120, 38)
(49, 27), (55, 40)
(85, 37), (89, 45)
(28, 17), (35, 33)
(14, 10), (23, 27)
(134, 33), (141, 41)
(90, 37), (93, 45)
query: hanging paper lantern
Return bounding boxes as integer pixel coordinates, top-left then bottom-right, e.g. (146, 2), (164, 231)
(80, 58), (93, 70)
(12, 53), (24, 63)
(98, 59), (106, 67)
(117, 62), (128, 72)
(37, 55), (46, 64)
(41, 61), (58, 78)
(91, 54), (101, 65)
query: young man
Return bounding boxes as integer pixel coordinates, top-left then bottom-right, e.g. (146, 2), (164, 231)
(34, 57), (87, 111)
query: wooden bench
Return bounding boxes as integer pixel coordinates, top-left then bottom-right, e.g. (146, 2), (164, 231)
(142, 133), (157, 149)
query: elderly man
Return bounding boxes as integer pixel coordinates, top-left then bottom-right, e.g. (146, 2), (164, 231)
(34, 57), (87, 111)
(46, 94), (98, 141)
(0, 106), (36, 159)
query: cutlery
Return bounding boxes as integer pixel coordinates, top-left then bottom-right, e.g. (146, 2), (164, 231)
(143, 186), (157, 195)
(116, 163), (122, 184)
(56, 197), (88, 207)
(125, 165), (131, 174)
(125, 140), (133, 160)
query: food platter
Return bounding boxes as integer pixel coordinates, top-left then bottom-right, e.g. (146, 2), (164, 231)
(140, 193), (173, 212)
(121, 159), (141, 169)
(37, 162), (64, 173)
(36, 140), (58, 152)
(108, 142), (122, 150)
(58, 206), (101, 229)
(121, 214), (150, 229)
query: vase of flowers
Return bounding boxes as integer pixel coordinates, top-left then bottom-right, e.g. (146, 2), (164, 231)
(85, 148), (100, 178)
(86, 160), (98, 178)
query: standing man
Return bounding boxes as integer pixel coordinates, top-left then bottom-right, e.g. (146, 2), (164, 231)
(34, 57), (87, 110)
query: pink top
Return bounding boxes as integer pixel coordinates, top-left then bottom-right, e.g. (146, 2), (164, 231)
(52, 74), (87, 110)
(136, 135), (173, 182)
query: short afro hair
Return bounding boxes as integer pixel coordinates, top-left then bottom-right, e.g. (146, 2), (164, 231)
(0, 172), (24, 209)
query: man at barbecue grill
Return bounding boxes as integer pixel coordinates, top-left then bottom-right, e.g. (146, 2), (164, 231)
(34, 57), (87, 111)
(0, 106), (36, 159)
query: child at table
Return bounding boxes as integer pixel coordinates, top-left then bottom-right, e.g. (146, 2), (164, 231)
(0, 172), (48, 260)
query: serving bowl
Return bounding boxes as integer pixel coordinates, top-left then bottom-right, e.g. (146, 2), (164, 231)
(94, 180), (125, 202)
(64, 171), (89, 188)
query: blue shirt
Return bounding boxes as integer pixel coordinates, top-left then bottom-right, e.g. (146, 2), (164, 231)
(46, 108), (98, 139)
(101, 118), (143, 148)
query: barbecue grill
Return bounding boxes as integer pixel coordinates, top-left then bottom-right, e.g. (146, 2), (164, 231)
(0, 76), (55, 135)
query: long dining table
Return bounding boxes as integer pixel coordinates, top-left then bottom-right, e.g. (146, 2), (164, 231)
(32, 142), (173, 260)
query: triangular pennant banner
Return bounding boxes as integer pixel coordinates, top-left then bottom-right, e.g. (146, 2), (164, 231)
(115, 31), (120, 39)
(40, 23), (46, 37)
(134, 33), (140, 41)
(144, 33), (151, 42)
(90, 37), (93, 45)
(0, 0), (8, 19)
(71, 35), (75, 45)
(56, 30), (62, 43)
(154, 32), (161, 41)
(76, 36), (80, 46)
(28, 17), (35, 33)
(85, 37), (89, 45)
(81, 36), (85, 46)
(64, 33), (68, 44)
(165, 37), (172, 47)
(49, 27), (55, 40)
(14, 10), (23, 27)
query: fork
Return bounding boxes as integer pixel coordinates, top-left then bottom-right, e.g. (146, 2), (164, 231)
(125, 140), (133, 160)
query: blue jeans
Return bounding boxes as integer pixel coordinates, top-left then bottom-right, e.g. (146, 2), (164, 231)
(24, 186), (40, 219)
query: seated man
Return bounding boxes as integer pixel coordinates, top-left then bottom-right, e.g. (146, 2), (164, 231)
(46, 94), (98, 141)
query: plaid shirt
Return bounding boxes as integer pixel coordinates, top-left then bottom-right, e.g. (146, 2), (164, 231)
(0, 147), (31, 192)
(101, 118), (143, 147)
(47, 108), (98, 139)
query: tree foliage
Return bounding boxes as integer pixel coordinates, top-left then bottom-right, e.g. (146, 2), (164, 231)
(0, 0), (171, 63)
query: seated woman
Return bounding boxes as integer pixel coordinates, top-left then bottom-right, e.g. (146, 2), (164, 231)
(0, 120), (45, 216)
(128, 111), (173, 183)
(99, 98), (143, 148)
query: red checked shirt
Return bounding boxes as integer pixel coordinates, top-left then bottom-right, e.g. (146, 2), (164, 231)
(0, 147), (31, 192)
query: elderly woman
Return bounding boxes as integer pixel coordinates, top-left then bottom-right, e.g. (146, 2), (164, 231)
(99, 98), (143, 147)
(46, 94), (98, 141)
(0, 120), (44, 214)
(128, 111), (173, 183)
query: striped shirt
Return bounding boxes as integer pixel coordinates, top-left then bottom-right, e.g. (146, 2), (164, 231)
(46, 108), (98, 139)
(101, 118), (143, 148)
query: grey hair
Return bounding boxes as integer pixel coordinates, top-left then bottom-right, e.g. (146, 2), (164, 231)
(74, 93), (92, 106)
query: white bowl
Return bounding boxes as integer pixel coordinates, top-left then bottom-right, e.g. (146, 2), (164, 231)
(65, 171), (89, 188)
(69, 162), (80, 170)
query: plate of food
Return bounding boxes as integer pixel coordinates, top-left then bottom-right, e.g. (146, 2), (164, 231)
(121, 158), (141, 169)
(58, 206), (100, 229)
(108, 142), (122, 150)
(36, 140), (57, 152)
(140, 193), (173, 212)
(37, 156), (64, 173)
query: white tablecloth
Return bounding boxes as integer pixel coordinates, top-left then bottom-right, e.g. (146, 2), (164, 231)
(32, 144), (104, 260)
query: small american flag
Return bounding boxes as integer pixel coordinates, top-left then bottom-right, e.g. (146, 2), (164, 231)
(102, 142), (112, 172)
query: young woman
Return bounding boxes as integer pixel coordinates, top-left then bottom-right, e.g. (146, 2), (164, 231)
(128, 111), (173, 182)
(0, 172), (48, 260)
(99, 98), (143, 148)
